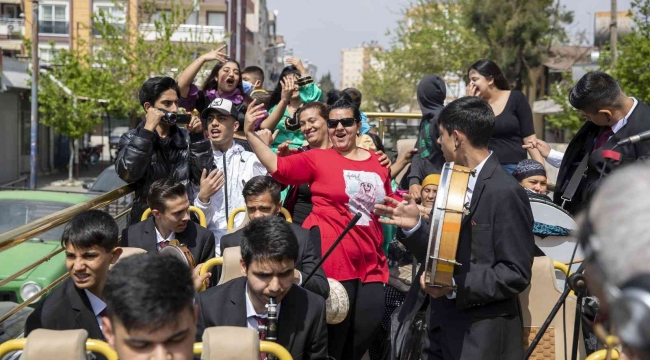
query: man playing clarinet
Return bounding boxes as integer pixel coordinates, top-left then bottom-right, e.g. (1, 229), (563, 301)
(195, 216), (328, 360)
(375, 96), (535, 360)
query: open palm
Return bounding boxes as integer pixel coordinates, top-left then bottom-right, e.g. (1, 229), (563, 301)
(374, 194), (421, 230)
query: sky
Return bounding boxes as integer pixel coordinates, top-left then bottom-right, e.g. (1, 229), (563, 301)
(266, 0), (635, 86)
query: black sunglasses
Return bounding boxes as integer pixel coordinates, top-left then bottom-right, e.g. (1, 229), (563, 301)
(327, 118), (358, 129)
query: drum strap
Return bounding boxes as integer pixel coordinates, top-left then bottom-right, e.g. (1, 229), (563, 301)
(561, 132), (596, 209)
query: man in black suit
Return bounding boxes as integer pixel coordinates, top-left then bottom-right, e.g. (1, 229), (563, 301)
(553, 71), (650, 215)
(196, 216), (328, 360)
(122, 178), (215, 264)
(220, 175), (328, 298)
(376, 97), (535, 360)
(25, 210), (123, 346)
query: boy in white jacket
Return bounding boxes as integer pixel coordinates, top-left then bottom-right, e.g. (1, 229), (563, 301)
(194, 98), (267, 255)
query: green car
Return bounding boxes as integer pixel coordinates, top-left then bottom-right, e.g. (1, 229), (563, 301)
(0, 190), (93, 305)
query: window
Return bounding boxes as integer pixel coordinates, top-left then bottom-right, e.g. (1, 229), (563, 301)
(185, 11), (198, 25)
(207, 12), (226, 27)
(93, 2), (125, 35)
(39, 47), (60, 62)
(39, 3), (68, 35)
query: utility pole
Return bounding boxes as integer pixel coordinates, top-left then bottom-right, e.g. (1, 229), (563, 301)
(29, 0), (39, 189)
(611, 0), (618, 64)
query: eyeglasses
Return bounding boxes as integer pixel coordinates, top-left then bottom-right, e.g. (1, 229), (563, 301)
(327, 118), (357, 129)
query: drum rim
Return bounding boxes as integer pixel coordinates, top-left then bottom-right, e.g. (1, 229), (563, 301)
(528, 197), (572, 218)
(159, 245), (193, 267)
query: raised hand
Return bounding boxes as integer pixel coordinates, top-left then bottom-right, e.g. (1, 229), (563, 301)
(375, 150), (392, 168)
(281, 76), (297, 102)
(144, 107), (165, 131)
(244, 99), (267, 135)
(198, 168), (225, 203)
(374, 194), (421, 230)
(255, 129), (280, 147)
(286, 57), (307, 75)
(465, 83), (481, 97)
(402, 148), (418, 163)
(187, 114), (204, 134)
(522, 139), (551, 159)
(201, 45), (228, 63)
(409, 184), (422, 203)
(277, 140), (301, 157)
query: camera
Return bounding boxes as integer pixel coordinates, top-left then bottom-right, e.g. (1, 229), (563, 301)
(159, 108), (191, 125)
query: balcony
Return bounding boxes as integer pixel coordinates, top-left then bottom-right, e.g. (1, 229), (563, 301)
(0, 18), (24, 39)
(38, 20), (69, 35)
(139, 24), (225, 43)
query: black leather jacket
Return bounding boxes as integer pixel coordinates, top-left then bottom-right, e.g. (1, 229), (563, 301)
(116, 121), (214, 224)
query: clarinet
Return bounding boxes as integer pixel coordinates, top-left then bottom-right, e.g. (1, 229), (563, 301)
(261, 297), (278, 360)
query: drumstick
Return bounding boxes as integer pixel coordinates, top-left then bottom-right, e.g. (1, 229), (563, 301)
(302, 212), (362, 286)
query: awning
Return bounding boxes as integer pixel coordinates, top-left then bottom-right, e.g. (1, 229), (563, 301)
(533, 99), (562, 114)
(2, 70), (30, 91)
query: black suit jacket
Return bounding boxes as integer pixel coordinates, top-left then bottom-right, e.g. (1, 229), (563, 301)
(121, 217), (215, 264)
(220, 223), (329, 299)
(399, 155), (535, 328)
(196, 277), (328, 360)
(554, 100), (650, 215)
(25, 278), (105, 340)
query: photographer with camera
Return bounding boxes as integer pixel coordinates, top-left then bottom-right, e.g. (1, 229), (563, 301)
(116, 77), (215, 225)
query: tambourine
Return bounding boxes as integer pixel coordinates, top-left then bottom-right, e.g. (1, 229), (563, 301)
(325, 278), (349, 324)
(159, 240), (197, 269)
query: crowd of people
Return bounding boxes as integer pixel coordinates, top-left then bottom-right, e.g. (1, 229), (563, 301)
(20, 47), (650, 360)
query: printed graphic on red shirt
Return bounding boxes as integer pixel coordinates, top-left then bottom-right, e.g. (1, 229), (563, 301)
(343, 170), (386, 226)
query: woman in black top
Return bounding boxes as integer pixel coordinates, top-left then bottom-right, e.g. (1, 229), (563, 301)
(466, 59), (545, 173)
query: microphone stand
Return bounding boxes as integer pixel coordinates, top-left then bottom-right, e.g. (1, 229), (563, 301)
(302, 212), (362, 287)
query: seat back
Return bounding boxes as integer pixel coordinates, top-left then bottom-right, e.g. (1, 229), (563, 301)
(20, 329), (88, 360)
(218, 246), (245, 285)
(519, 256), (586, 360)
(110, 247), (147, 269)
(227, 207), (293, 233)
(395, 138), (417, 185)
(201, 326), (259, 360)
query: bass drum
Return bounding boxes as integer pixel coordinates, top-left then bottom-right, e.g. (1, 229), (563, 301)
(530, 197), (582, 287)
(326, 278), (349, 325)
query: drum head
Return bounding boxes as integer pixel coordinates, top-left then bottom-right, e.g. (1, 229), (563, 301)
(529, 198), (577, 230)
(159, 245), (193, 268)
(326, 279), (349, 325)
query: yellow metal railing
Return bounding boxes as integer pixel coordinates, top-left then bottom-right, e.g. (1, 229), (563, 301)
(193, 341), (293, 360)
(365, 112), (423, 144)
(0, 184), (135, 325)
(0, 338), (118, 360)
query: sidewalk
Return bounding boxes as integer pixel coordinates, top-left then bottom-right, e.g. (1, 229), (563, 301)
(35, 162), (112, 193)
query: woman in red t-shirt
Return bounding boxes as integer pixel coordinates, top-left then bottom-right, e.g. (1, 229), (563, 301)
(245, 98), (395, 360)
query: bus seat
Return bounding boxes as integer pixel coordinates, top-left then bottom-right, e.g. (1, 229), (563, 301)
(218, 246), (245, 285)
(20, 329), (88, 360)
(201, 326), (259, 360)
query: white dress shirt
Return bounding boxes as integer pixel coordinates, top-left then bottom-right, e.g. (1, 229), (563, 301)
(544, 97), (639, 169)
(155, 227), (175, 251)
(84, 289), (106, 332)
(402, 153), (492, 299)
(244, 283), (281, 330)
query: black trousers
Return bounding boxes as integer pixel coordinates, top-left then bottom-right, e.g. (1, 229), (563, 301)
(327, 280), (385, 360)
(423, 308), (523, 360)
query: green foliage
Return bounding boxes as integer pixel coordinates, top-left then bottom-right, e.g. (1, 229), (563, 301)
(37, 0), (223, 134)
(318, 72), (335, 101)
(462, 0), (573, 89)
(359, 51), (413, 112)
(606, 0), (650, 104)
(544, 72), (583, 134)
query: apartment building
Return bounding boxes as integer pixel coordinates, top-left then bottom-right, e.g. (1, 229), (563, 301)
(339, 44), (380, 89)
(21, 0), (237, 63)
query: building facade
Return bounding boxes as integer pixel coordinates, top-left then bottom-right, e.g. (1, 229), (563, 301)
(339, 44), (380, 89)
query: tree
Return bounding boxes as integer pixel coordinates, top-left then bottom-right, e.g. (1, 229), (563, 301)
(36, 0), (222, 180)
(607, 0), (650, 104)
(462, 0), (573, 89)
(318, 72), (335, 101)
(388, 0), (488, 86)
(358, 51), (413, 113)
(544, 72), (583, 136)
